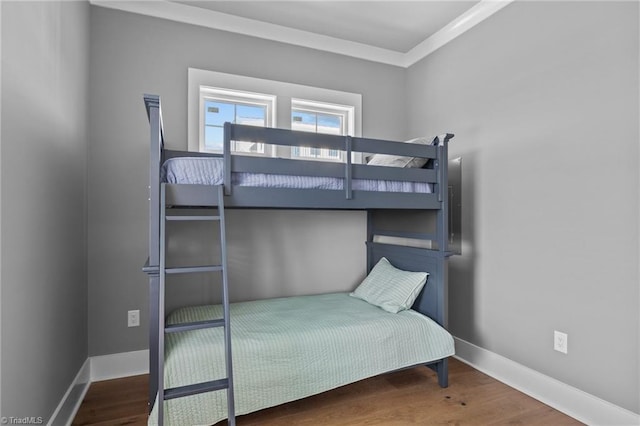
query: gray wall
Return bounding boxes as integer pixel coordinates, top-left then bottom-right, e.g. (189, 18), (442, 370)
(88, 6), (406, 356)
(406, 1), (639, 413)
(1, 0), (90, 421)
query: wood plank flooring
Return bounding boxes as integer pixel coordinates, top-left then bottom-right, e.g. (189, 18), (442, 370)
(72, 373), (148, 426)
(72, 358), (582, 425)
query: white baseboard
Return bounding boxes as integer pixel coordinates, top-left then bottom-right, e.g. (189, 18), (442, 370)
(48, 350), (150, 425)
(54, 344), (640, 426)
(454, 337), (640, 426)
(90, 349), (149, 382)
(47, 359), (90, 426)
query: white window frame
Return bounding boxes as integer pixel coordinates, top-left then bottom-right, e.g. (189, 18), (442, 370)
(199, 86), (276, 155)
(291, 98), (355, 162)
(188, 68), (362, 161)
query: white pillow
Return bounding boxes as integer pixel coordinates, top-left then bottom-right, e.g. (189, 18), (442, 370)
(367, 136), (433, 168)
(350, 257), (428, 313)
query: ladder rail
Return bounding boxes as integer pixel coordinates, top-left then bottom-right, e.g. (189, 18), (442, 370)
(157, 183), (235, 426)
(158, 184), (167, 425)
(218, 185), (236, 425)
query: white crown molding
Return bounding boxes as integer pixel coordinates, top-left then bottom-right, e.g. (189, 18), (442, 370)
(89, 0), (513, 68)
(89, 0), (404, 66)
(402, 0), (514, 67)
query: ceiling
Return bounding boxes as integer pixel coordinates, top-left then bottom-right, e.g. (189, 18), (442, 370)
(90, 0), (513, 67)
(172, 1), (479, 53)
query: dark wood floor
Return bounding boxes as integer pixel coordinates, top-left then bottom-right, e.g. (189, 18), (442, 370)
(72, 358), (582, 425)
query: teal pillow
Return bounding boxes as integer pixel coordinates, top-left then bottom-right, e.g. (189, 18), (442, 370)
(350, 257), (428, 313)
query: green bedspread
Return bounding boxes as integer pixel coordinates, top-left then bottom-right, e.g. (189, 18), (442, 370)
(149, 292), (454, 425)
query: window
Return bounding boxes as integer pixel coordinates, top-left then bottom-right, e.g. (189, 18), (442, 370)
(291, 99), (354, 161)
(189, 69), (362, 159)
(200, 87), (276, 154)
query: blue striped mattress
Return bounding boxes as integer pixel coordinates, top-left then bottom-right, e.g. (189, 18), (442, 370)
(162, 157), (432, 193)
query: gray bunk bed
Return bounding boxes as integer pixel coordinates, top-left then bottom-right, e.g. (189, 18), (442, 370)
(143, 94), (456, 425)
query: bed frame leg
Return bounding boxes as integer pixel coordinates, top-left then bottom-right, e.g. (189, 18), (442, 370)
(148, 274), (160, 411)
(438, 358), (449, 388)
(428, 358), (449, 388)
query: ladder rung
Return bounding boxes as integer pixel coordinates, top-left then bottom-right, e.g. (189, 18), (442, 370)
(165, 319), (225, 333)
(164, 378), (229, 400)
(166, 215), (220, 221)
(165, 265), (223, 274)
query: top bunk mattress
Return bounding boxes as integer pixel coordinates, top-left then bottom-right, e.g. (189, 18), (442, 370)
(162, 157), (432, 193)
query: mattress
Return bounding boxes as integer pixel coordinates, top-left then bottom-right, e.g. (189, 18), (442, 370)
(162, 157), (432, 193)
(148, 292), (454, 425)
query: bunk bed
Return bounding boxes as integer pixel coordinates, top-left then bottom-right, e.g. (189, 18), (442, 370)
(143, 94), (456, 425)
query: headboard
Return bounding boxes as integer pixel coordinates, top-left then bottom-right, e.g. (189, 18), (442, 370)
(366, 242), (448, 327)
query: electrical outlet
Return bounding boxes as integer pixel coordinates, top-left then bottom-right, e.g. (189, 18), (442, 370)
(128, 310), (140, 327)
(554, 330), (568, 354)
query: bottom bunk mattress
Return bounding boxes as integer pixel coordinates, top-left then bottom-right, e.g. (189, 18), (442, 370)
(162, 157), (432, 193)
(149, 292), (455, 425)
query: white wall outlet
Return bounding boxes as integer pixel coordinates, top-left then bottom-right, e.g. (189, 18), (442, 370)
(128, 310), (140, 327)
(554, 330), (568, 354)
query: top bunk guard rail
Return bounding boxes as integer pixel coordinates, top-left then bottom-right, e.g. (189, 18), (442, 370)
(222, 122), (451, 204)
(227, 123), (439, 158)
(144, 94), (453, 210)
(224, 123), (449, 202)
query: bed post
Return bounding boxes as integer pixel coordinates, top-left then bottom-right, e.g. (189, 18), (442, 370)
(345, 136), (353, 200)
(436, 133), (454, 327)
(143, 94), (163, 411)
(436, 133), (454, 256)
(432, 133), (454, 387)
(223, 122), (232, 196)
(365, 210), (374, 272)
